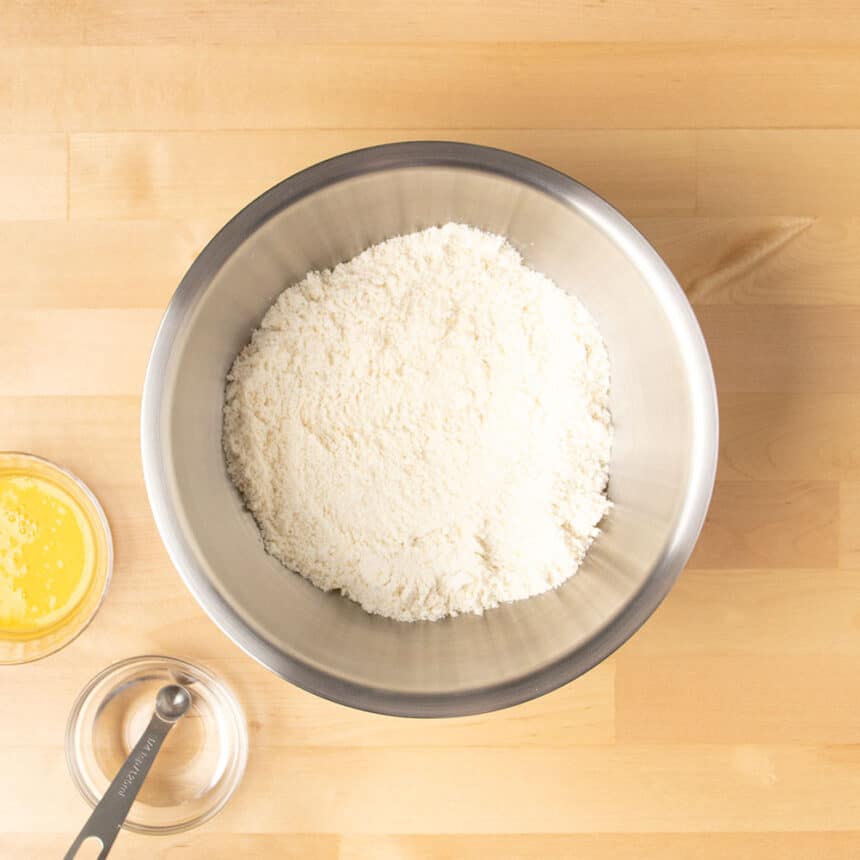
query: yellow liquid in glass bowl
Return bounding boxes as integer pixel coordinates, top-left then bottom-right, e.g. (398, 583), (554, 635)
(0, 474), (96, 634)
(0, 453), (112, 662)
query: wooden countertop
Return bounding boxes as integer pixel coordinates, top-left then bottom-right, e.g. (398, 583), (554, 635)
(2, 3), (859, 857)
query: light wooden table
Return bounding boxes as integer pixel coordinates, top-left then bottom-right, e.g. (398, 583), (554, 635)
(2, 3), (860, 857)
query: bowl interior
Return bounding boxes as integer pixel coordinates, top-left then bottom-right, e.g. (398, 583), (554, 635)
(146, 148), (716, 715)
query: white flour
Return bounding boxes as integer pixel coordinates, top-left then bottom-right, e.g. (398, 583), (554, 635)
(223, 223), (612, 622)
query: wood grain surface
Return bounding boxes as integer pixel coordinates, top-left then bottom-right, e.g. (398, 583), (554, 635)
(2, 3), (859, 857)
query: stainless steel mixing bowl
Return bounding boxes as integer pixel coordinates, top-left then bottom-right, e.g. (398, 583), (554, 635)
(142, 141), (718, 717)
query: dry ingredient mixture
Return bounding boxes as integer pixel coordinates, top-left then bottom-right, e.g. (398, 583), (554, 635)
(223, 223), (612, 622)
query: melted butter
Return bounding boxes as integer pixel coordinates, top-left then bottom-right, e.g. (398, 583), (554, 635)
(0, 473), (95, 635)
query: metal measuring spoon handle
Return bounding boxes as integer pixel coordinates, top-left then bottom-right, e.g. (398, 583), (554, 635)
(64, 684), (191, 859)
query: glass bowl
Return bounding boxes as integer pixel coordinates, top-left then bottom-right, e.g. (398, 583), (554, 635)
(0, 451), (113, 664)
(66, 655), (248, 834)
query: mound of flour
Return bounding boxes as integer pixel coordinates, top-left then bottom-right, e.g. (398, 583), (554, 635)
(223, 223), (612, 622)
